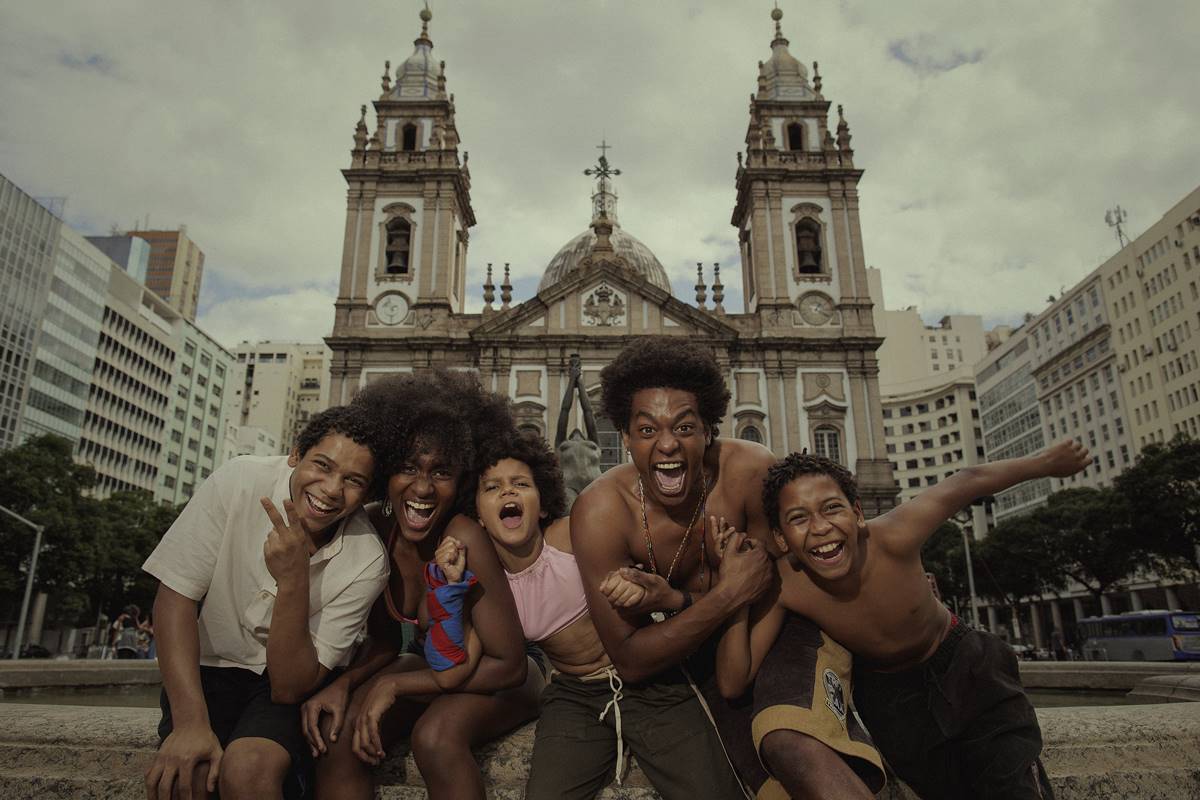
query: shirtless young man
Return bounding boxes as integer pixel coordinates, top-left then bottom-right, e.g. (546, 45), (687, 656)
(571, 336), (885, 800)
(718, 439), (1091, 800)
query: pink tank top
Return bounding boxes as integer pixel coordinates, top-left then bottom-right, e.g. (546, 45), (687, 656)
(507, 541), (589, 643)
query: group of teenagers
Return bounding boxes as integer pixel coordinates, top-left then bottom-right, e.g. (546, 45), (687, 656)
(142, 335), (1091, 800)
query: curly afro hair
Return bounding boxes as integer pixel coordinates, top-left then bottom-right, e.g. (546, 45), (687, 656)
(293, 404), (388, 500)
(466, 429), (568, 523)
(350, 369), (515, 507)
(599, 336), (730, 434)
(762, 452), (860, 531)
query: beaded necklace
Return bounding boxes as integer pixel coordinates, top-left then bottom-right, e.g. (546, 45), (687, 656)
(637, 470), (708, 585)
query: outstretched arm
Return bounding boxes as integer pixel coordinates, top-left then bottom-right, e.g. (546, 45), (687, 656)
(715, 539), (786, 699)
(872, 438), (1090, 556)
(577, 373), (599, 444)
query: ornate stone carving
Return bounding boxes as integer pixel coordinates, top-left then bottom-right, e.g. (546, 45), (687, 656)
(582, 282), (626, 327)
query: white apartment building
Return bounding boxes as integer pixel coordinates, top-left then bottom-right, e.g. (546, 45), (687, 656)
(231, 342), (330, 455)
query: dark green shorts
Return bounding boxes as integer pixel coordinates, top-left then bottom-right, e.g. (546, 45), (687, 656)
(525, 666), (745, 800)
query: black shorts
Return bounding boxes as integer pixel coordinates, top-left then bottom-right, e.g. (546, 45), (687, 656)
(158, 666), (311, 800)
(853, 620), (1054, 800)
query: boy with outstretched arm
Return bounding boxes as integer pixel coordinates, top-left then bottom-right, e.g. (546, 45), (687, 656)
(142, 406), (389, 800)
(717, 438), (1091, 800)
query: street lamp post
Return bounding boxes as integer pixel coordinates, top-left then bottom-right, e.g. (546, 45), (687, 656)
(0, 504), (46, 660)
(954, 509), (981, 629)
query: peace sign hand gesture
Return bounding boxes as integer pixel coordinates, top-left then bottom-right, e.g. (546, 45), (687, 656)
(261, 497), (315, 585)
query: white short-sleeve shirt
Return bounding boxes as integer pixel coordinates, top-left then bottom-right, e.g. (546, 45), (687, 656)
(143, 455), (389, 673)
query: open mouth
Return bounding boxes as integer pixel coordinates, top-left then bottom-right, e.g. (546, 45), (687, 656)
(305, 492), (338, 518)
(808, 540), (845, 564)
(402, 499), (437, 531)
(498, 501), (524, 530)
(651, 461), (687, 496)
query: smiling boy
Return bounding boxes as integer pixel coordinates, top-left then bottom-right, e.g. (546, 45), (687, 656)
(142, 405), (389, 800)
(717, 439), (1091, 799)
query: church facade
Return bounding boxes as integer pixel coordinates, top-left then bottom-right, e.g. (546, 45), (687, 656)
(326, 7), (899, 516)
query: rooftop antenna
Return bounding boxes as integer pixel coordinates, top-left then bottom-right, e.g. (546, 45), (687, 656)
(1105, 205), (1130, 249)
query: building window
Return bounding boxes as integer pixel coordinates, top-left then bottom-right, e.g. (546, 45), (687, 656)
(385, 217), (412, 275)
(739, 425), (764, 444)
(786, 122), (804, 151)
(813, 426), (842, 464)
(401, 123), (418, 151)
(795, 218), (823, 274)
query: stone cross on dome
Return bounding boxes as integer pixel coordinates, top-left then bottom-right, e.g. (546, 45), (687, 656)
(584, 140), (621, 224)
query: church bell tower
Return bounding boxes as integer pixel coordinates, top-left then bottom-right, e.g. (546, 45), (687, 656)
(328, 6), (475, 402)
(732, 8), (873, 338)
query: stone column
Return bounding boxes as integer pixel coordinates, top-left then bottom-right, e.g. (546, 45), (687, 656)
(29, 592), (48, 648)
(1100, 594), (1114, 616)
(1129, 588), (1144, 611)
(1165, 586), (1182, 610)
(1050, 600), (1065, 634)
(1010, 606), (1024, 644)
(1073, 597), (1086, 620)
(1030, 602), (1045, 650)
(987, 605), (1000, 635)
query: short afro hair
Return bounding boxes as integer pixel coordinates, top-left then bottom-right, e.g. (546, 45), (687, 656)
(762, 453), (860, 531)
(293, 404), (386, 498)
(600, 336), (730, 434)
(350, 369), (515, 508)
(467, 429), (568, 523)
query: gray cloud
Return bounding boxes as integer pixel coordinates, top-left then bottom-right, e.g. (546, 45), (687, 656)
(1, 1), (1196, 348)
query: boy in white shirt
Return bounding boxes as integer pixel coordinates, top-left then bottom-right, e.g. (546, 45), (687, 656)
(142, 405), (389, 800)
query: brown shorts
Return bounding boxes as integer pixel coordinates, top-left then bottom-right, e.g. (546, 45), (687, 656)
(699, 614), (886, 798)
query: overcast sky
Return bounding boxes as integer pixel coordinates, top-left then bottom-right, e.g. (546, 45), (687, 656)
(2, 1), (1196, 350)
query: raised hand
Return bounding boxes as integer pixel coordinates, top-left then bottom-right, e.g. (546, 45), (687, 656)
(434, 535), (468, 583)
(261, 497), (315, 585)
(1036, 438), (1091, 478)
(712, 516), (772, 609)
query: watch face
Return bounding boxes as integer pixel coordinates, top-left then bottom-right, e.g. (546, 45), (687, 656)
(374, 292), (409, 325)
(799, 293), (834, 325)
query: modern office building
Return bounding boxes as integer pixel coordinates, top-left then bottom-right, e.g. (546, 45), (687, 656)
(77, 265), (176, 496)
(85, 235), (150, 284)
(0, 174), (61, 451)
(17, 225), (109, 446)
(156, 322), (235, 504)
(975, 331), (1051, 523)
(124, 226), (205, 322)
(231, 342), (328, 455)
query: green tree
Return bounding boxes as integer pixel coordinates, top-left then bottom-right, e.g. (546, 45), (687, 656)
(973, 514), (1064, 607)
(921, 521), (970, 607)
(1114, 434), (1200, 571)
(83, 490), (179, 623)
(0, 435), (97, 605)
(1033, 487), (1139, 602)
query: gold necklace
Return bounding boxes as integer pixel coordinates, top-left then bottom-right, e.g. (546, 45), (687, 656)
(637, 470), (708, 585)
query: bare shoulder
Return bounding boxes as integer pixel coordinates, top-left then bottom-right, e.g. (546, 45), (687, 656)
(773, 557), (814, 614)
(570, 465), (636, 564)
(715, 438), (777, 481)
(544, 516), (572, 553)
(443, 513), (489, 549)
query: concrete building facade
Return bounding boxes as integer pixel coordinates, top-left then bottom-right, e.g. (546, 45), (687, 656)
(0, 174), (60, 451)
(18, 225), (109, 446)
(77, 265), (176, 497)
(157, 323), (234, 504)
(322, 8), (898, 513)
(231, 342), (326, 455)
(125, 226), (205, 322)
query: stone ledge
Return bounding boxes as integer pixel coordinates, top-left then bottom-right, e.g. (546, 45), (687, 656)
(0, 660), (160, 690)
(1018, 661), (1200, 691)
(1128, 675), (1200, 703)
(0, 702), (1196, 799)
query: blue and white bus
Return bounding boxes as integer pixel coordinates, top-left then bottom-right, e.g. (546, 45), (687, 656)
(1078, 610), (1200, 661)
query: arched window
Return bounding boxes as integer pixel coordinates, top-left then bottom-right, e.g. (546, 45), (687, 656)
(739, 425), (763, 444)
(401, 123), (418, 152)
(787, 122), (804, 151)
(385, 218), (412, 275)
(795, 218), (823, 274)
(813, 426), (842, 464)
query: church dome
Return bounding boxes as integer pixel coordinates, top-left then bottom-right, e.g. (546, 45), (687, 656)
(538, 225), (671, 293)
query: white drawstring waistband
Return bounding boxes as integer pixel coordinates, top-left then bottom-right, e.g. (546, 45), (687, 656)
(596, 667), (628, 785)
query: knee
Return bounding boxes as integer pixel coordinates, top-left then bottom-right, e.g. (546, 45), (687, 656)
(218, 742), (289, 800)
(760, 730), (834, 781)
(411, 713), (468, 773)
